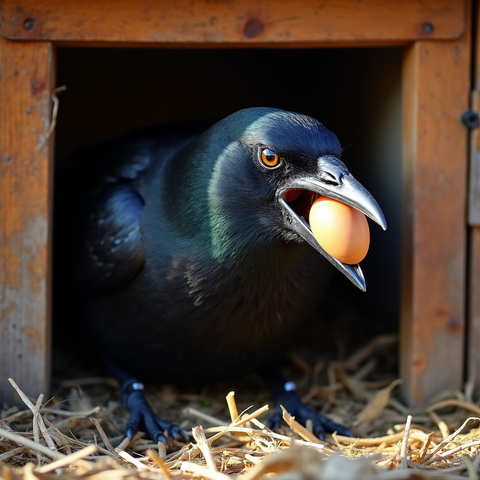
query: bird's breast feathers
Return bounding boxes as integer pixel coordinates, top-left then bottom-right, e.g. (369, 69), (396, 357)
(141, 245), (326, 358)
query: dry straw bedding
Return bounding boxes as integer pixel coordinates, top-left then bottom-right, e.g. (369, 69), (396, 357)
(2, 334), (480, 480)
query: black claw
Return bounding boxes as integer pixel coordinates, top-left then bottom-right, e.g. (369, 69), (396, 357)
(312, 412), (353, 437)
(266, 413), (281, 432)
(334, 425), (353, 437)
(170, 426), (189, 441)
(260, 366), (351, 440)
(154, 432), (168, 444)
(313, 425), (325, 441)
(311, 418), (326, 440)
(125, 411), (141, 439)
(144, 420), (163, 440)
(119, 375), (187, 445)
(266, 390), (352, 440)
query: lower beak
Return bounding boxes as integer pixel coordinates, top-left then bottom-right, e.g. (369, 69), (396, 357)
(276, 155), (386, 291)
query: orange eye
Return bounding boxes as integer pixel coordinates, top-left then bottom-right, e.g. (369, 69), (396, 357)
(261, 148), (280, 168)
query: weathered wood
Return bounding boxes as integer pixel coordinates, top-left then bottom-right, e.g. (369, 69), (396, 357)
(469, 1), (480, 227)
(468, 228), (480, 394)
(467, 3), (480, 397)
(400, 32), (470, 404)
(0, 0), (465, 45)
(0, 37), (54, 405)
(468, 92), (480, 226)
(0, 0), (472, 409)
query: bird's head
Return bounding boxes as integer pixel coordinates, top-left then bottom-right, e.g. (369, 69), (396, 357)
(171, 107), (386, 291)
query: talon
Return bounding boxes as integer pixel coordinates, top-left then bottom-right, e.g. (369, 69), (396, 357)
(118, 374), (187, 445)
(154, 432), (168, 444)
(266, 413), (282, 431)
(314, 426), (325, 441)
(261, 373), (351, 439)
(334, 425), (353, 437)
(171, 426), (189, 441)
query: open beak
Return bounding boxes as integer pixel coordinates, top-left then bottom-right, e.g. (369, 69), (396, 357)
(276, 155), (387, 291)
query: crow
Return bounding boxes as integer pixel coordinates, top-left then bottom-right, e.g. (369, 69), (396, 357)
(61, 107), (386, 443)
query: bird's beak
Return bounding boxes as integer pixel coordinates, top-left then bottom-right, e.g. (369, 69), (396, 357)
(276, 155), (387, 291)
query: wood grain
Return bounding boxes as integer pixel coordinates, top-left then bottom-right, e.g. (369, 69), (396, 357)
(468, 92), (480, 226)
(0, 0), (465, 45)
(468, 0), (480, 228)
(468, 228), (480, 395)
(0, 37), (54, 405)
(400, 30), (470, 404)
(467, 3), (480, 397)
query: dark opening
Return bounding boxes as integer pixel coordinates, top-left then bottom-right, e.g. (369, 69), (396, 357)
(54, 46), (402, 368)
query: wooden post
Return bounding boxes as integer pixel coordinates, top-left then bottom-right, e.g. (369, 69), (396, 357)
(400, 31), (470, 405)
(467, 4), (480, 397)
(0, 37), (55, 405)
(468, 229), (480, 394)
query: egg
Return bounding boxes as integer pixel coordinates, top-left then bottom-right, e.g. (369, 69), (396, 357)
(309, 196), (370, 265)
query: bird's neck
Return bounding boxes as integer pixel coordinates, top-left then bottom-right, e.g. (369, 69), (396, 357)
(159, 131), (311, 274)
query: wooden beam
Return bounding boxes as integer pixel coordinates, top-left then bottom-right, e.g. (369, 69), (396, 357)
(0, 0), (465, 46)
(400, 31), (470, 404)
(0, 37), (55, 406)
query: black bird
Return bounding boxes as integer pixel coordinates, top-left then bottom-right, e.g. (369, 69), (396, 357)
(62, 107), (386, 443)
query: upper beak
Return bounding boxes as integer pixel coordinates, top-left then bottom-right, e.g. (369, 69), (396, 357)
(276, 155), (387, 291)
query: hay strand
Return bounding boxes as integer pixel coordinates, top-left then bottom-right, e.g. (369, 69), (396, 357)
(192, 426), (217, 471)
(2, 336), (480, 480)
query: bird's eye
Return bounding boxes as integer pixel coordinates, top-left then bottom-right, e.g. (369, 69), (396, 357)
(261, 148), (280, 168)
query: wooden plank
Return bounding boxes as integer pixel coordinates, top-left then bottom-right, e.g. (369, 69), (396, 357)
(0, 37), (54, 406)
(467, 95), (480, 394)
(400, 30), (470, 404)
(469, 91), (480, 226)
(467, 3), (480, 396)
(469, 1), (480, 227)
(0, 0), (465, 45)
(468, 228), (480, 394)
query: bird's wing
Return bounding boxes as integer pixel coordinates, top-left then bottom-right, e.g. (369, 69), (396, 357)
(73, 122), (210, 182)
(61, 122), (208, 296)
(78, 137), (158, 181)
(58, 135), (156, 296)
(72, 181), (145, 296)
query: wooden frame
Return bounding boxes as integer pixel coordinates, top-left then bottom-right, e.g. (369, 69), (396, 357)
(0, 38), (55, 406)
(469, 230), (480, 395)
(467, 2), (480, 398)
(0, 0), (472, 406)
(401, 33), (470, 404)
(0, 0), (466, 46)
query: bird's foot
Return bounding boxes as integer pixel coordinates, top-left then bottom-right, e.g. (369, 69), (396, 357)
(121, 380), (189, 444)
(266, 389), (352, 440)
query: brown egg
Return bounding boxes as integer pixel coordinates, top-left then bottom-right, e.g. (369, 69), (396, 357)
(309, 197), (370, 265)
